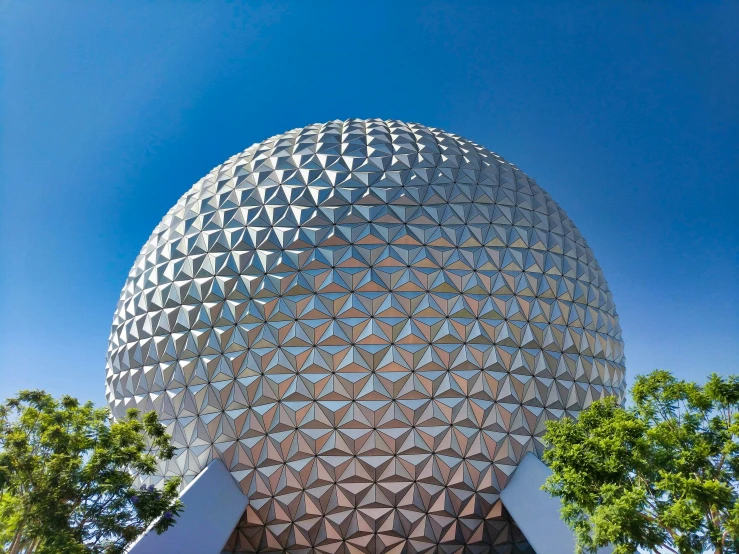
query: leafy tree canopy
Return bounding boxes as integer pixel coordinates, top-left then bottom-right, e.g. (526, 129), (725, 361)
(0, 390), (183, 554)
(543, 370), (739, 554)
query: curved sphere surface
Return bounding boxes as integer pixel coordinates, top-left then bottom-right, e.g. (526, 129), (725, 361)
(106, 119), (625, 553)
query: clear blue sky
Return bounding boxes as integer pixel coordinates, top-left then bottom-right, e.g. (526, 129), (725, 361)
(1, 1), (737, 407)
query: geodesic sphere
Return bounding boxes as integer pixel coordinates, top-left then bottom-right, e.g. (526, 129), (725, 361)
(106, 119), (625, 554)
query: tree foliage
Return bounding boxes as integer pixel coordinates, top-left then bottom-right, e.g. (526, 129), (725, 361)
(543, 370), (739, 554)
(0, 390), (183, 554)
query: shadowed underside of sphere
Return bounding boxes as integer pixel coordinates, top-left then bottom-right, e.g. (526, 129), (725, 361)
(106, 119), (625, 554)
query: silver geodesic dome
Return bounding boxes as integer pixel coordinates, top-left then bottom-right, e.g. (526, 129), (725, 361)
(106, 119), (625, 554)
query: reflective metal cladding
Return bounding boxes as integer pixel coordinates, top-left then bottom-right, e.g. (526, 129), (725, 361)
(106, 119), (625, 554)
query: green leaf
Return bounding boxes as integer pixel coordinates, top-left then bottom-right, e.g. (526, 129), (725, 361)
(543, 370), (739, 554)
(0, 390), (184, 553)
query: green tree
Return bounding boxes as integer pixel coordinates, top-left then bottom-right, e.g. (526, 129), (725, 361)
(543, 370), (739, 554)
(0, 390), (183, 554)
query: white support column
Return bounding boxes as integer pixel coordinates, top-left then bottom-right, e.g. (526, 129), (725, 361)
(500, 453), (611, 554)
(127, 459), (248, 554)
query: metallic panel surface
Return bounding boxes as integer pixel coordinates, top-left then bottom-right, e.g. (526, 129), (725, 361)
(106, 119), (625, 553)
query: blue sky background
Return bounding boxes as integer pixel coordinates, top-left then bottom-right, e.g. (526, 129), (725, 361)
(1, 1), (737, 407)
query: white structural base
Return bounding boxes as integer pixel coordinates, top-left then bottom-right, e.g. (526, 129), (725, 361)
(128, 455), (608, 554)
(500, 453), (577, 554)
(501, 453), (612, 554)
(126, 459), (247, 554)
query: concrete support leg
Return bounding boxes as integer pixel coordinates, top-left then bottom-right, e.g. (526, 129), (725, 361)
(500, 453), (611, 554)
(127, 459), (248, 554)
